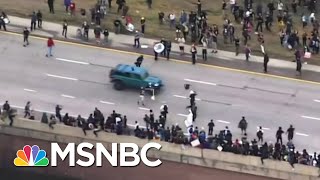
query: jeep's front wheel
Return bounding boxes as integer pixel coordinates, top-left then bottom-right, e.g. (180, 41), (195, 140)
(114, 80), (125, 90)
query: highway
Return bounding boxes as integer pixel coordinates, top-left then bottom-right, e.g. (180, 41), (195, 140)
(1, 33), (320, 153)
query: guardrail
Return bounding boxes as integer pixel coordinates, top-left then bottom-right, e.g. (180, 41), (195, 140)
(0, 117), (319, 180)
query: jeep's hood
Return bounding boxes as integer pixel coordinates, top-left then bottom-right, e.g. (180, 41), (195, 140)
(145, 76), (162, 85)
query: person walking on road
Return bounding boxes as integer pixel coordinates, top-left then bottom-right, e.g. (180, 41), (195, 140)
(276, 126), (284, 145)
(257, 126), (264, 144)
(30, 12), (37, 31)
(46, 37), (55, 57)
(208, 119), (215, 135)
(48, 0), (55, 14)
(24, 101), (31, 118)
(286, 125), (295, 141)
(263, 53), (269, 73)
(135, 55), (143, 67)
(23, 27), (30, 47)
(62, 19), (68, 38)
(137, 87), (145, 106)
(36, 10), (42, 28)
(238, 116), (248, 134)
(190, 44), (197, 64)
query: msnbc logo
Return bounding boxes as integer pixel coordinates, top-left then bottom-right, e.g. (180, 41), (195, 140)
(14, 145), (49, 166)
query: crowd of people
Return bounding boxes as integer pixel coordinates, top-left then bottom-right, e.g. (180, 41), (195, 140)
(1, 98), (320, 169)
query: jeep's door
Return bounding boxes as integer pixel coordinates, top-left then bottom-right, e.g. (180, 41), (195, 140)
(129, 73), (144, 88)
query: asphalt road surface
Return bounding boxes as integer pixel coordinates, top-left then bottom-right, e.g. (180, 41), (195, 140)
(1, 33), (320, 153)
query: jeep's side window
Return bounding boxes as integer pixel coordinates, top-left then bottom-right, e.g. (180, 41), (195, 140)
(124, 72), (131, 77)
(130, 74), (141, 80)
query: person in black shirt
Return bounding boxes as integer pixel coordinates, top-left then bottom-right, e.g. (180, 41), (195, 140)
(23, 27), (30, 47)
(295, 49), (302, 75)
(197, 0), (202, 16)
(103, 28), (109, 43)
(62, 19), (68, 38)
(276, 127), (284, 145)
(286, 125), (295, 141)
(55, 105), (62, 122)
(48, 0), (55, 14)
(234, 37), (240, 55)
(208, 119), (215, 135)
(166, 40), (171, 60)
(82, 21), (90, 40)
(263, 53), (269, 73)
(36, 10), (42, 28)
(255, 14), (263, 33)
(135, 55), (143, 67)
(140, 17), (146, 34)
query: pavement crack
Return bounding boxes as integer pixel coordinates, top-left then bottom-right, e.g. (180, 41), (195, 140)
(217, 84), (246, 90)
(244, 86), (295, 96)
(89, 63), (113, 68)
(79, 79), (110, 86)
(200, 99), (232, 106)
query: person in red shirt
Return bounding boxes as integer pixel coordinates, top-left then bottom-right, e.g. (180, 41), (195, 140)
(46, 37), (55, 57)
(70, 1), (76, 16)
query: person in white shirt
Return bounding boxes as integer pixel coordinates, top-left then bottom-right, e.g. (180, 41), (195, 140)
(169, 13), (176, 28)
(201, 36), (208, 61)
(229, 0), (236, 12)
(277, 0), (284, 15)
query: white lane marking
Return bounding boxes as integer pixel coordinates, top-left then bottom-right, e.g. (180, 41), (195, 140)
(177, 113), (188, 117)
(139, 107), (150, 111)
(295, 132), (309, 137)
(46, 73), (78, 81)
(61, 94), (76, 99)
(314, 99), (320, 103)
(173, 95), (201, 101)
(173, 95), (187, 99)
(140, 45), (149, 49)
(301, 115), (320, 121)
(23, 88), (37, 93)
(257, 126), (271, 130)
(99, 100), (115, 105)
(56, 58), (89, 65)
(184, 78), (217, 86)
(217, 120), (231, 124)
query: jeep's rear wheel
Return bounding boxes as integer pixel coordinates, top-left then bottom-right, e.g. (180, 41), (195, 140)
(114, 81), (125, 90)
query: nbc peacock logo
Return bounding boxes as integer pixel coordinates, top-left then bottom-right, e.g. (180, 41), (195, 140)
(14, 145), (49, 166)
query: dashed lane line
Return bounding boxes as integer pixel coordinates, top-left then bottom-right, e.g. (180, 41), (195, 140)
(99, 100), (115, 105)
(301, 115), (320, 121)
(216, 120), (231, 124)
(46, 73), (78, 81)
(314, 99), (320, 103)
(56, 58), (89, 65)
(184, 78), (217, 86)
(295, 132), (309, 137)
(23, 88), (37, 93)
(138, 107), (150, 111)
(61, 94), (76, 99)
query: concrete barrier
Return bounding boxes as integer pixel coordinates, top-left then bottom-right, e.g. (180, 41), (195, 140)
(0, 118), (319, 180)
